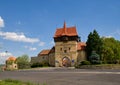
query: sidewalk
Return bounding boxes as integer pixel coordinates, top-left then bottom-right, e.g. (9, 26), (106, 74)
(17, 67), (75, 71)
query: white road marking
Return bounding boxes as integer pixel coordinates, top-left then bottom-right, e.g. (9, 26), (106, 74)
(40, 71), (120, 74)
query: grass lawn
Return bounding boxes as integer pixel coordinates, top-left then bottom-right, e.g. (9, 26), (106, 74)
(79, 64), (120, 69)
(0, 79), (46, 85)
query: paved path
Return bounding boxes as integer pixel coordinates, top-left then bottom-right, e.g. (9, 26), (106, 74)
(0, 68), (120, 85)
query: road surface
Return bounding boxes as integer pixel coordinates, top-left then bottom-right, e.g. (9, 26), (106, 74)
(0, 68), (120, 85)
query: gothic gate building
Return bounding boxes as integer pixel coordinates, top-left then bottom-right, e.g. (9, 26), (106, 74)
(31, 22), (86, 67)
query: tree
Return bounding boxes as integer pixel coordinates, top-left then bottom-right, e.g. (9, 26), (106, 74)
(16, 54), (30, 69)
(101, 37), (120, 64)
(86, 32), (93, 59)
(86, 30), (103, 60)
(89, 51), (100, 64)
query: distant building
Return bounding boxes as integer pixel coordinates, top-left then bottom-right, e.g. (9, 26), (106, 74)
(31, 22), (86, 67)
(6, 56), (18, 70)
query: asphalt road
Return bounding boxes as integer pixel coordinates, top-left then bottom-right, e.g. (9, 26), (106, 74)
(0, 68), (120, 85)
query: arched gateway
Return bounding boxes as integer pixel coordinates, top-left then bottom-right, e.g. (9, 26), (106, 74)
(62, 57), (71, 67)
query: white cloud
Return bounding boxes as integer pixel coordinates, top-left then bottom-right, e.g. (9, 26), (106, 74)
(0, 16), (4, 28)
(39, 41), (45, 46)
(103, 36), (113, 38)
(0, 52), (12, 57)
(29, 47), (37, 51)
(0, 52), (12, 64)
(103, 30), (120, 40)
(24, 46), (37, 51)
(0, 31), (39, 43)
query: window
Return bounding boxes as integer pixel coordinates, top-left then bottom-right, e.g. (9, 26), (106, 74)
(60, 48), (62, 51)
(15, 66), (17, 68)
(64, 50), (67, 53)
(69, 47), (71, 51)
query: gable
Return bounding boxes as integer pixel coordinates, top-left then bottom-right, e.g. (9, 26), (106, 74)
(38, 49), (51, 56)
(77, 42), (86, 50)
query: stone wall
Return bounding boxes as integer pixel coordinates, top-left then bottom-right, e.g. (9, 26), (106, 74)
(77, 50), (86, 62)
(31, 40), (87, 67)
(31, 54), (49, 64)
(55, 41), (78, 67)
(49, 53), (55, 66)
(31, 57), (40, 64)
(31, 54), (53, 66)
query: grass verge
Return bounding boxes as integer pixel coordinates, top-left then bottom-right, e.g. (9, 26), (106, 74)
(0, 79), (46, 85)
(79, 64), (120, 69)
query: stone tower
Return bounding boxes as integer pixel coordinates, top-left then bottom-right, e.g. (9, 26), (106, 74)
(54, 22), (80, 67)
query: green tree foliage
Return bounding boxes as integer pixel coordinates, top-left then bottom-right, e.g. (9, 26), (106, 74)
(6, 60), (14, 65)
(86, 30), (103, 60)
(90, 51), (100, 64)
(81, 61), (91, 65)
(101, 37), (120, 64)
(16, 54), (30, 69)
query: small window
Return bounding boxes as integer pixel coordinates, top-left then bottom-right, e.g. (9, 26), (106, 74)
(69, 47), (71, 51)
(64, 50), (67, 53)
(15, 66), (17, 68)
(60, 48), (62, 51)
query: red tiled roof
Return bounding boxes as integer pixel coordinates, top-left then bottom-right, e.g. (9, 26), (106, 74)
(7, 56), (16, 61)
(49, 46), (55, 53)
(38, 49), (51, 56)
(54, 22), (78, 38)
(77, 42), (86, 50)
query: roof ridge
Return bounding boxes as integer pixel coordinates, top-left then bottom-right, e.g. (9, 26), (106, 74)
(62, 21), (67, 35)
(54, 22), (78, 38)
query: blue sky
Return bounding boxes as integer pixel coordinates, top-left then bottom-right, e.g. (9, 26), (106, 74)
(0, 0), (120, 64)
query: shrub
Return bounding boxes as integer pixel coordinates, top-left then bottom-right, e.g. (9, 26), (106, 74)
(81, 61), (91, 65)
(75, 61), (91, 68)
(31, 61), (50, 68)
(31, 62), (43, 68)
(90, 51), (100, 64)
(42, 61), (50, 67)
(17, 62), (30, 69)
(101, 61), (107, 64)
